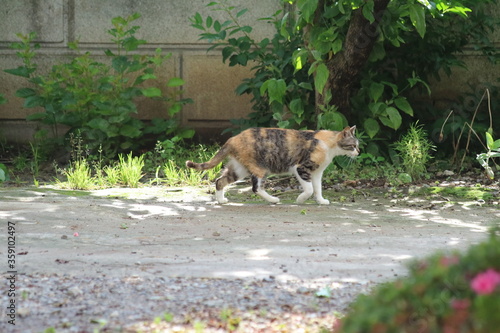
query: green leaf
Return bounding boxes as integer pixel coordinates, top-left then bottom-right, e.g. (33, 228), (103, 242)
(213, 20), (221, 33)
(289, 98), (304, 117)
(485, 132), (500, 150)
(119, 124), (142, 138)
(264, 79), (287, 105)
(123, 36), (146, 52)
(369, 82), (384, 103)
(317, 110), (347, 131)
(26, 112), (48, 121)
(236, 8), (248, 18)
(112, 56), (130, 73)
(222, 46), (234, 62)
(409, 3), (426, 38)
(176, 128), (195, 139)
(141, 87), (162, 97)
(369, 102), (386, 116)
(362, 0), (375, 23)
(292, 49), (308, 72)
(23, 95), (44, 108)
(297, 0), (319, 23)
(87, 118), (109, 131)
(4, 66), (35, 78)
(314, 62), (329, 95)
(278, 120), (290, 128)
(364, 118), (380, 138)
(385, 107), (402, 130)
(168, 103), (182, 117)
(298, 82), (313, 90)
(332, 38), (343, 54)
(15, 88), (36, 98)
(394, 97), (413, 116)
(166, 77), (185, 87)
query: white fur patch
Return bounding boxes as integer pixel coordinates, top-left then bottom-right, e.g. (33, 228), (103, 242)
(228, 158), (250, 179)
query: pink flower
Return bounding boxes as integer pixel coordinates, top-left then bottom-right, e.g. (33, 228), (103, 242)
(470, 268), (500, 295)
(73, 232), (79, 237)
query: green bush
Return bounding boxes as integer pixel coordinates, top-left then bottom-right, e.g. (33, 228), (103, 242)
(337, 228), (500, 333)
(190, 2), (319, 132)
(192, 1), (499, 159)
(393, 122), (436, 180)
(5, 13), (192, 159)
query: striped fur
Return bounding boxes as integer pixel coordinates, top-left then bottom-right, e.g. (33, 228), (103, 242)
(186, 126), (359, 204)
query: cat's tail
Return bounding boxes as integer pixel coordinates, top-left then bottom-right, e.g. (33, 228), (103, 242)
(186, 144), (230, 170)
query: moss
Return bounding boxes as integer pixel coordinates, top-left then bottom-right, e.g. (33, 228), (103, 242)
(420, 186), (495, 201)
(31, 188), (92, 197)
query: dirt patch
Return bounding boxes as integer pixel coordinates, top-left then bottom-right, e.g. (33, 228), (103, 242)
(1, 184), (499, 332)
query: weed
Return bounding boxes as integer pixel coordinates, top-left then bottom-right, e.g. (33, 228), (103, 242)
(393, 122), (436, 180)
(219, 308), (241, 331)
(476, 131), (500, 179)
(118, 153), (144, 188)
(104, 165), (121, 187)
(0, 163), (8, 182)
(64, 160), (95, 190)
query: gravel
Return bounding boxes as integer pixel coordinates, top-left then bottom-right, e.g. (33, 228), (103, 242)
(6, 273), (374, 333)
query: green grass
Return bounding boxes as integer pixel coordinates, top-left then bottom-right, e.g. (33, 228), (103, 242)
(118, 152), (144, 188)
(419, 185), (495, 201)
(63, 160), (95, 190)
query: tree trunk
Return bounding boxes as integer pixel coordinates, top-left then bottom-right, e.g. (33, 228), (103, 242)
(316, 0), (391, 123)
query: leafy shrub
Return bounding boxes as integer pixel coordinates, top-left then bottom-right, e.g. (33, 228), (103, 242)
(190, 2), (320, 132)
(5, 13), (192, 159)
(337, 228), (500, 333)
(477, 132), (500, 179)
(192, 1), (499, 159)
(393, 122), (436, 180)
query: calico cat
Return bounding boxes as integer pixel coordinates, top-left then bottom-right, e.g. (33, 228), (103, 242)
(186, 126), (359, 204)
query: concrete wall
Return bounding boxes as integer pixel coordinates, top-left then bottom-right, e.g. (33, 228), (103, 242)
(0, 1), (499, 143)
(0, 0), (282, 142)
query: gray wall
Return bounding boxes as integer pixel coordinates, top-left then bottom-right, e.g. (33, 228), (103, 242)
(0, 0), (282, 142)
(0, 1), (499, 143)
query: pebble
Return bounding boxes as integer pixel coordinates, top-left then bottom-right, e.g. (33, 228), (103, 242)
(67, 286), (83, 296)
(12, 274), (372, 332)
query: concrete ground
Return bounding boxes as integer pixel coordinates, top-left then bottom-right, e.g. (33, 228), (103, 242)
(1, 185), (498, 284)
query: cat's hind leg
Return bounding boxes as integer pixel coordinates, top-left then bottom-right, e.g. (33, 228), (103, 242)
(251, 175), (280, 204)
(215, 159), (249, 204)
(293, 166), (314, 204)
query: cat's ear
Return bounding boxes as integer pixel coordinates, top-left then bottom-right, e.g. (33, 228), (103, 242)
(350, 125), (356, 136)
(342, 126), (355, 137)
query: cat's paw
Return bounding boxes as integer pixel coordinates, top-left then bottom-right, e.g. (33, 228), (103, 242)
(267, 196), (280, 204)
(317, 198), (330, 205)
(215, 191), (228, 204)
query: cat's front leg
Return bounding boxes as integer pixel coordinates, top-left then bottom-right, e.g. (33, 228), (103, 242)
(312, 171), (329, 205)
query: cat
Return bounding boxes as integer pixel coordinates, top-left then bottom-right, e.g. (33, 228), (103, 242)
(186, 126), (359, 205)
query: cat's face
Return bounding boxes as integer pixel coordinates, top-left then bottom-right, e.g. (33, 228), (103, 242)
(339, 126), (360, 157)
